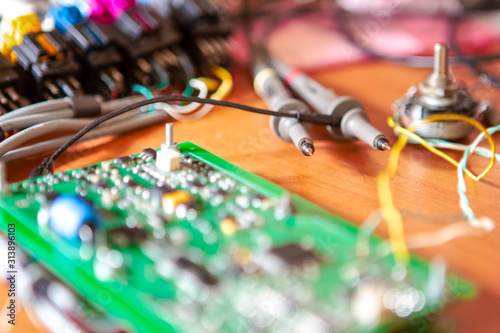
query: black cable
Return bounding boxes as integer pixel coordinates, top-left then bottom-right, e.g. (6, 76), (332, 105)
(334, 7), (500, 69)
(30, 95), (335, 177)
(448, 14), (500, 88)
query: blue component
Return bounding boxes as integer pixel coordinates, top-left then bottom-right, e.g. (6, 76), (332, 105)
(48, 194), (100, 243)
(50, 5), (85, 32)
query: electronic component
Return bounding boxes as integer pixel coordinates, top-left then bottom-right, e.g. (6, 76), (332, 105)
(88, 0), (136, 24)
(393, 43), (496, 140)
(140, 147), (157, 160)
(0, 12), (42, 60)
(11, 31), (82, 101)
(116, 154), (135, 166)
(220, 217), (237, 235)
(162, 191), (192, 214)
(0, 53), (29, 115)
(251, 43), (315, 156)
(156, 123), (181, 172)
(255, 243), (319, 274)
(175, 256), (218, 286)
(47, 194), (100, 244)
(273, 58), (391, 151)
(100, 5), (190, 88)
(51, 5), (126, 100)
(0, 142), (475, 332)
(163, 0), (232, 74)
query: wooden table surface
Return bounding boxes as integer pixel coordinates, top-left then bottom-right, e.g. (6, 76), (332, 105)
(1, 62), (499, 332)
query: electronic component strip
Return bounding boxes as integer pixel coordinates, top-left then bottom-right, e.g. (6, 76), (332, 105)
(99, 5), (190, 89)
(0, 1), (232, 103)
(0, 53), (29, 115)
(165, 0), (233, 74)
(11, 31), (82, 101)
(51, 5), (127, 100)
(0, 142), (474, 332)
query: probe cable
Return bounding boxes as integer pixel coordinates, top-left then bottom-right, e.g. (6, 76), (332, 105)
(29, 95), (334, 177)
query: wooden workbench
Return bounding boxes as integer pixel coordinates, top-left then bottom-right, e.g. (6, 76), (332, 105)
(1, 62), (499, 332)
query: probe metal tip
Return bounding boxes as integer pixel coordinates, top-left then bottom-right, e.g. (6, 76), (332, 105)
(375, 137), (391, 151)
(300, 142), (315, 156)
(381, 142), (391, 151)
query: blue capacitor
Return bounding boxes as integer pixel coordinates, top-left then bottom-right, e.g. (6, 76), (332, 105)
(48, 194), (100, 243)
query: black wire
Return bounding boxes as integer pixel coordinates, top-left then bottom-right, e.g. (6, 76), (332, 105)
(448, 14), (500, 88)
(334, 7), (500, 69)
(32, 95), (335, 177)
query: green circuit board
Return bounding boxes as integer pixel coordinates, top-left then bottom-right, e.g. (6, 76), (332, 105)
(0, 142), (475, 332)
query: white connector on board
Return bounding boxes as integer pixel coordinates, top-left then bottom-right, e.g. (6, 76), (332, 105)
(156, 123), (180, 172)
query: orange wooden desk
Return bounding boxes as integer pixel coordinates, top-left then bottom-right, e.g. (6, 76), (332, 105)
(1, 62), (499, 333)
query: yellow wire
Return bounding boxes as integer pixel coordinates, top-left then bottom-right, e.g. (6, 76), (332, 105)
(209, 66), (233, 101)
(379, 113), (496, 265)
(390, 114), (496, 181)
(197, 77), (221, 91)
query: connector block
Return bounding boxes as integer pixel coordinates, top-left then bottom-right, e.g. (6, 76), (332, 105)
(88, 0), (136, 24)
(50, 5), (86, 33)
(11, 31), (82, 101)
(103, 6), (185, 87)
(53, 6), (126, 99)
(0, 53), (29, 113)
(0, 12), (42, 60)
(166, 0), (232, 73)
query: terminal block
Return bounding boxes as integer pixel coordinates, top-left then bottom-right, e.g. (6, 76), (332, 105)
(101, 5), (193, 89)
(0, 53), (29, 114)
(166, 0), (232, 74)
(88, 0), (136, 24)
(52, 6), (126, 100)
(11, 31), (82, 101)
(0, 12), (42, 60)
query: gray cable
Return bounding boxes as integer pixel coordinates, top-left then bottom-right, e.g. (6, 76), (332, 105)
(0, 98), (71, 122)
(0, 108), (151, 157)
(0, 96), (146, 130)
(0, 96), (144, 129)
(100, 95), (146, 113)
(0, 109), (168, 163)
(0, 119), (95, 157)
(0, 110), (74, 131)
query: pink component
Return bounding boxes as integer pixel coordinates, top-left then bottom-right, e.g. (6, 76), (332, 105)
(87, 0), (136, 24)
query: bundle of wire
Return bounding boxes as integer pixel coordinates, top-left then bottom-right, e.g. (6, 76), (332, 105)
(370, 114), (497, 265)
(0, 66), (233, 164)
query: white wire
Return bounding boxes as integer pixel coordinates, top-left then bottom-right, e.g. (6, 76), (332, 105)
(171, 78), (208, 114)
(456, 128), (494, 221)
(426, 140), (500, 160)
(154, 78), (215, 121)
